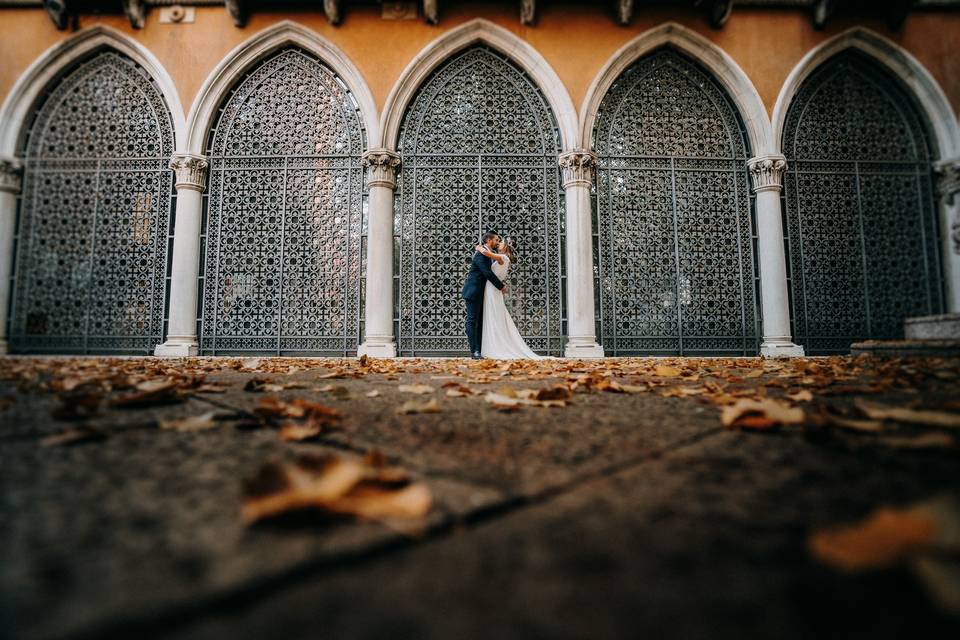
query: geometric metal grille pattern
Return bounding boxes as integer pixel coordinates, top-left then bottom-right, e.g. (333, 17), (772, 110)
(782, 52), (943, 354)
(593, 49), (760, 355)
(10, 50), (175, 354)
(202, 48), (366, 355)
(397, 46), (564, 356)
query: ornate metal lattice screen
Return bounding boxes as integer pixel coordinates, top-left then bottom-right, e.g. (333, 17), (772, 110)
(783, 52), (943, 354)
(202, 48), (366, 355)
(593, 49), (759, 356)
(10, 51), (175, 354)
(397, 46), (564, 356)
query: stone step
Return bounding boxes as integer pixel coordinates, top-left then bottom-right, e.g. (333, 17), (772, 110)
(905, 313), (960, 340)
(851, 339), (960, 358)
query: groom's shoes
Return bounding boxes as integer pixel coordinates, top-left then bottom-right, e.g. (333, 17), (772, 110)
(471, 352), (481, 360)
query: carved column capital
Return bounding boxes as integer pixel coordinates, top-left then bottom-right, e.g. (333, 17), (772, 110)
(0, 157), (23, 194)
(362, 149), (401, 189)
(747, 155), (788, 193)
(935, 158), (960, 256)
(169, 154), (209, 192)
(559, 150), (597, 188)
(934, 157), (960, 205)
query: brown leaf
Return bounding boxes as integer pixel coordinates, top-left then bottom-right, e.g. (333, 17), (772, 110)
(786, 389), (814, 403)
(854, 399), (960, 430)
(721, 398), (804, 430)
(241, 454), (431, 525)
(874, 433), (955, 450)
(396, 398), (442, 415)
(41, 426), (106, 447)
(654, 365), (682, 378)
(365, 389), (381, 398)
(279, 421), (324, 442)
(809, 508), (936, 572)
(397, 384), (435, 395)
(159, 411), (221, 432)
(110, 380), (180, 408)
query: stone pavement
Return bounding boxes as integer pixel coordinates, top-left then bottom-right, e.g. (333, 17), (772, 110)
(1, 355), (959, 640)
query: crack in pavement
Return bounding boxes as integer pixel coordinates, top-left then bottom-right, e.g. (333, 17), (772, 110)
(58, 423), (728, 640)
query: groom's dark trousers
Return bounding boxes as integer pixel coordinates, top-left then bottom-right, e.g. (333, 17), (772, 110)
(461, 252), (504, 354)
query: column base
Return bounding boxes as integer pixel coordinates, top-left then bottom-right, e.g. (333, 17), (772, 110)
(564, 340), (605, 359)
(357, 340), (397, 358)
(760, 341), (805, 358)
(154, 339), (199, 357)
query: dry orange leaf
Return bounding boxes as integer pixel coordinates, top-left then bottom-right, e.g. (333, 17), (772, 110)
(808, 508), (936, 572)
(279, 422), (324, 442)
(721, 398), (804, 430)
(397, 384), (435, 395)
(654, 365), (682, 378)
(242, 454), (431, 525)
(396, 398), (442, 415)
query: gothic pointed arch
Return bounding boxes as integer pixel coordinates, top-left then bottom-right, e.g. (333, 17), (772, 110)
(590, 46), (761, 355)
(780, 49), (946, 353)
(199, 44), (368, 354)
(7, 43), (177, 353)
(395, 44), (564, 355)
(380, 18), (577, 151)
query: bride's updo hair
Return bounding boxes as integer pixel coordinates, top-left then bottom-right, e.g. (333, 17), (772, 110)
(501, 236), (516, 263)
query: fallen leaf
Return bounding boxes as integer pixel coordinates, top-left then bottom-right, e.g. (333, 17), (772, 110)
(159, 411), (221, 432)
(41, 426), (106, 447)
(721, 398), (804, 430)
(484, 393), (523, 411)
(744, 369), (765, 379)
(110, 380), (180, 408)
(874, 433), (955, 450)
(855, 399), (960, 430)
(242, 454), (431, 525)
(809, 507), (936, 572)
(396, 398), (441, 415)
(397, 384), (434, 395)
(654, 365), (682, 378)
(787, 389), (814, 402)
(365, 389), (381, 398)
(279, 422), (324, 442)
(244, 378), (270, 392)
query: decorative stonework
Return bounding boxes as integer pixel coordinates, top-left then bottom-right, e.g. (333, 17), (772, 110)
(559, 150), (597, 188)
(747, 155), (788, 193)
(934, 158), (960, 255)
(0, 158), (23, 194)
(935, 158), (960, 205)
(362, 149), (401, 189)
(169, 154), (209, 191)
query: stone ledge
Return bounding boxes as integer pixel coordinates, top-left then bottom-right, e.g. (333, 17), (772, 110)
(851, 339), (960, 358)
(904, 313), (960, 340)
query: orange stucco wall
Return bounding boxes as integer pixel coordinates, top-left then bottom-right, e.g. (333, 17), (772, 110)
(1, 4), (958, 126)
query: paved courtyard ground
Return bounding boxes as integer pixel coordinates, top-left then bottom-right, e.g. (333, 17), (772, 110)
(2, 354), (959, 640)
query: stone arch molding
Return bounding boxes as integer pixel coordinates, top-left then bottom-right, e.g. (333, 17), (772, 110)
(379, 18), (579, 151)
(185, 20), (379, 155)
(0, 24), (186, 157)
(772, 27), (960, 159)
(581, 22), (773, 156)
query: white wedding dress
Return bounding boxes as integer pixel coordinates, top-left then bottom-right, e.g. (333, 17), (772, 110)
(480, 255), (544, 360)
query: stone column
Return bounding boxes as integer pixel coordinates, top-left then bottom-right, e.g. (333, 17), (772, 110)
(154, 154), (209, 357)
(934, 157), (960, 312)
(0, 157), (22, 355)
(559, 150), (604, 358)
(357, 149), (400, 358)
(748, 155), (804, 358)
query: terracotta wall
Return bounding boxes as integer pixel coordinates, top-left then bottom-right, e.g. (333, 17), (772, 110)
(1, 4), (958, 123)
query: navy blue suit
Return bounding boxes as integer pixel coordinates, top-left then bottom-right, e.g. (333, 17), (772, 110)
(461, 252), (505, 355)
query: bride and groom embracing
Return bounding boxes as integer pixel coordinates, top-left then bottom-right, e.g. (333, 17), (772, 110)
(461, 231), (543, 360)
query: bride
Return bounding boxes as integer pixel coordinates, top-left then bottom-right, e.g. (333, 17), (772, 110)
(474, 237), (544, 360)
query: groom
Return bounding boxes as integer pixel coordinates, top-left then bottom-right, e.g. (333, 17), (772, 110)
(461, 231), (507, 359)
